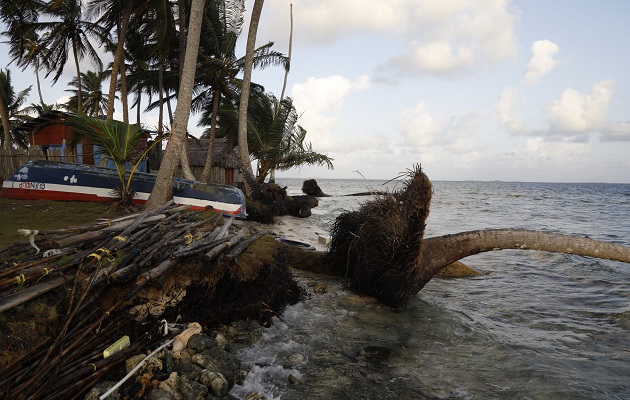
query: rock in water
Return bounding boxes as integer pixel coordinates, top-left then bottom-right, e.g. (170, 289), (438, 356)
(302, 179), (328, 197)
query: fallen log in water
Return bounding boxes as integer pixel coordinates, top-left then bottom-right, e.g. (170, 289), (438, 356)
(323, 164), (630, 309)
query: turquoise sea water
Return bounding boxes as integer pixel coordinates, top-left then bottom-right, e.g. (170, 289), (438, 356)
(231, 178), (630, 399)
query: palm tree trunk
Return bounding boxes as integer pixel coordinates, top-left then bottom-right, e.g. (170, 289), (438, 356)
(415, 229), (630, 292)
(166, 95), (174, 125)
(72, 40), (82, 113)
(200, 89), (220, 182)
(35, 58), (44, 105)
(0, 96), (12, 153)
(158, 61), (164, 135)
(237, 0), (264, 179)
(146, 0), (207, 209)
(136, 84), (142, 125)
(268, 2), (292, 184)
(179, 134), (196, 180)
(106, 2), (132, 121)
(120, 57), (129, 123)
(278, 3), (292, 105)
(177, 0), (187, 83)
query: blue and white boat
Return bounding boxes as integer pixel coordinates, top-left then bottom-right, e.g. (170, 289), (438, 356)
(1, 161), (247, 217)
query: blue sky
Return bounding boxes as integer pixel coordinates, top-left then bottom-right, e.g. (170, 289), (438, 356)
(2, 0), (629, 182)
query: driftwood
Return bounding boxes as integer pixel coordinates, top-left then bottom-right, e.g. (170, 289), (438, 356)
(203, 233), (246, 263)
(0, 276), (68, 313)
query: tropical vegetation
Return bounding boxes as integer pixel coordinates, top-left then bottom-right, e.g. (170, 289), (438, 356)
(0, 0), (333, 207)
(248, 93), (333, 183)
(66, 112), (162, 207)
(0, 68), (32, 151)
(64, 69), (110, 116)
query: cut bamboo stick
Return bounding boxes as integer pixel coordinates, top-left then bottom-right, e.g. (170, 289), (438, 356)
(0, 276), (68, 313)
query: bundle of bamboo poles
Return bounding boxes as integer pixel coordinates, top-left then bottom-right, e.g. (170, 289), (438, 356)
(0, 201), (250, 399)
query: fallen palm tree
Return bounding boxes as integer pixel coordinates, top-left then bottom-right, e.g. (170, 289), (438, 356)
(322, 164), (630, 309)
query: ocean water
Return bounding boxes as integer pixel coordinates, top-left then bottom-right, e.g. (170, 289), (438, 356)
(231, 178), (630, 399)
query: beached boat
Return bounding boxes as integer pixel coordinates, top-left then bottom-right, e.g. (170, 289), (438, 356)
(0, 161), (247, 217)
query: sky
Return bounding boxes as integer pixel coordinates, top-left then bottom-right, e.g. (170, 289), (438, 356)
(2, 0), (630, 183)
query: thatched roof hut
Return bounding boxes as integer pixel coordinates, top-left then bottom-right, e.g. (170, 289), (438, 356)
(185, 138), (242, 184)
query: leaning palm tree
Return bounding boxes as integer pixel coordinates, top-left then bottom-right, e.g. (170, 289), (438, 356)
(0, 69), (33, 151)
(146, 0), (206, 209)
(237, 0), (264, 180)
(66, 113), (162, 206)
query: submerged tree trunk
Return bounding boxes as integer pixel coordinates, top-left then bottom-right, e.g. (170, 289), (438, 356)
(414, 229), (630, 293)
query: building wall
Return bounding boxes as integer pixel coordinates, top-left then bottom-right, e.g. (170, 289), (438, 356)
(30, 124), (70, 146)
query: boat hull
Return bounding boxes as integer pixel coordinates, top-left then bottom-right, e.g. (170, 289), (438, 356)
(1, 161), (246, 217)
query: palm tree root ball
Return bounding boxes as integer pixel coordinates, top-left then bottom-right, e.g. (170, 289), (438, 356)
(328, 165), (432, 309)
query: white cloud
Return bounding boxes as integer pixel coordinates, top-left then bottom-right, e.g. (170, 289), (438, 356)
(398, 101), (483, 151)
(601, 122), (630, 142)
(357, 131), (391, 151)
(290, 75), (370, 152)
(271, 0), (407, 44)
(404, 40), (476, 75)
(496, 80), (626, 141)
(375, 0), (518, 78)
(522, 137), (590, 167)
(398, 101), (445, 146)
(546, 79), (615, 134)
(263, 0), (518, 78)
(524, 40), (560, 85)
(495, 86), (531, 135)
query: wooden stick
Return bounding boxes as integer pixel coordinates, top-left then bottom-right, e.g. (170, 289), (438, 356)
(0, 276), (68, 313)
(202, 233), (245, 263)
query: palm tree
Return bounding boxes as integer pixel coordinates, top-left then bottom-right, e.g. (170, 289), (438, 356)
(136, 0), (179, 137)
(88, 0), (135, 121)
(0, 0), (45, 64)
(6, 28), (49, 105)
(66, 113), (162, 206)
(26, 101), (65, 116)
(123, 28), (152, 125)
(64, 70), (109, 116)
(247, 93), (333, 183)
(194, 0), (288, 183)
(237, 0), (264, 183)
(36, 0), (105, 113)
(0, 69), (33, 151)
(146, 0), (206, 209)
